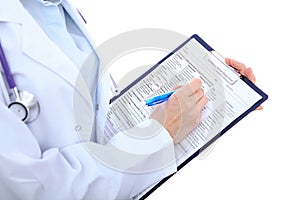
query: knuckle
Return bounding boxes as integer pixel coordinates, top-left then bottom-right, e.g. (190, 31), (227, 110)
(204, 97), (209, 105)
(194, 78), (202, 85)
(199, 96), (208, 108)
(189, 78), (202, 90)
(199, 88), (204, 96)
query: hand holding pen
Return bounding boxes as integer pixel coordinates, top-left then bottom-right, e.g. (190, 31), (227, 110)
(142, 82), (207, 107)
(149, 78), (208, 144)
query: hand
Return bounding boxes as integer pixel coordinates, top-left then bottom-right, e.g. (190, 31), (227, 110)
(225, 58), (263, 110)
(150, 78), (208, 144)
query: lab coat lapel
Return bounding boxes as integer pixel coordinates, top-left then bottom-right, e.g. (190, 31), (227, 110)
(62, 0), (113, 136)
(0, 0), (92, 104)
(62, 0), (96, 49)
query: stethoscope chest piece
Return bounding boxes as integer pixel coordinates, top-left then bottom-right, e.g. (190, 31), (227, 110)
(1, 41), (40, 123)
(8, 90), (40, 123)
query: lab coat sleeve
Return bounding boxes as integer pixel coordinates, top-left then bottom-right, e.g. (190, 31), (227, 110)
(86, 118), (177, 199)
(0, 102), (177, 200)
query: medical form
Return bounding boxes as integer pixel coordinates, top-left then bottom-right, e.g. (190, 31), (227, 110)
(102, 35), (267, 199)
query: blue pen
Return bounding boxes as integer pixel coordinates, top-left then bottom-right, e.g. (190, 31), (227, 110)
(143, 90), (175, 106)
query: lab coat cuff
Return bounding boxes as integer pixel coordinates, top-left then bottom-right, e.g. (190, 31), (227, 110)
(109, 119), (174, 154)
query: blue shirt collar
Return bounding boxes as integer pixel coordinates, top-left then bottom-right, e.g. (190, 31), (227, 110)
(35, 0), (62, 6)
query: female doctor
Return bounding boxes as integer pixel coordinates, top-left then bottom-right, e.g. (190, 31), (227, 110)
(0, 0), (258, 199)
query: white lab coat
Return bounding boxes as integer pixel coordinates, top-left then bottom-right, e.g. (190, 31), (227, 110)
(0, 0), (177, 199)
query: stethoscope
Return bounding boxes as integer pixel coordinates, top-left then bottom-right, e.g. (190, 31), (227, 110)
(0, 41), (39, 123)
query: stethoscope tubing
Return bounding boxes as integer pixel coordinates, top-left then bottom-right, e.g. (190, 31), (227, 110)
(0, 41), (16, 89)
(0, 40), (40, 123)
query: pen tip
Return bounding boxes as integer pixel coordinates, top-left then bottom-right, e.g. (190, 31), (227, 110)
(138, 101), (146, 107)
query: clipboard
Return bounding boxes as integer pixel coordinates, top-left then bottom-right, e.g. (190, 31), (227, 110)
(109, 34), (268, 199)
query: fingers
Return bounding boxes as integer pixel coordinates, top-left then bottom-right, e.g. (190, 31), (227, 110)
(245, 67), (256, 83)
(171, 85), (183, 90)
(256, 105), (263, 110)
(197, 95), (208, 110)
(171, 79), (199, 98)
(226, 58), (263, 110)
(187, 78), (202, 95)
(226, 58), (257, 83)
(225, 58), (246, 76)
(175, 78), (207, 108)
(175, 78), (202, 97)
(187, 79), (208, 109)
(190, 87), (205, 105)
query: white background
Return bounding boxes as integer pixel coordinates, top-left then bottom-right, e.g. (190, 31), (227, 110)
(73, 0), (300, 199)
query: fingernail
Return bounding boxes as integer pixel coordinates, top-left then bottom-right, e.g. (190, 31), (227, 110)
(225, 58), (231, 64)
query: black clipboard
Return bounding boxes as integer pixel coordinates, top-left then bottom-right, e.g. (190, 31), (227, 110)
(110, 34), (268, 199)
